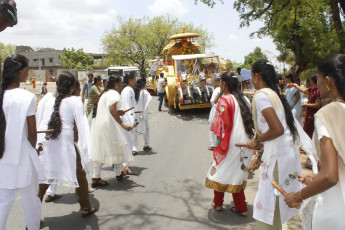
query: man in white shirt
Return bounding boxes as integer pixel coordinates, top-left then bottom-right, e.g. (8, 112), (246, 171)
(157, 72), (166, 111)
(236, 67), (244, 91)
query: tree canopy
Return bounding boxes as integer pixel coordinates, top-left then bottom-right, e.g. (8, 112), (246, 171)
(58, 48), (94, 70)
(102, 16), (215, 74)
(0, 42), (16, 61)
(241, 47), (268, 69)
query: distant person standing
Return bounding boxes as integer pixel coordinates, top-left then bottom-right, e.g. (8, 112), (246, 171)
(86, 75), (102, 117)
(157, 72), (166, 111)
(236, 67), (244, 91)
(32, 77), (36, 89)
(40, 82), (47, 97)
(82, 73), (93, 107)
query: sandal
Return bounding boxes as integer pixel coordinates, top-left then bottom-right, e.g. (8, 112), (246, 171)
(123, 167), (138, 175)
(132, 151), (138, 156)
(230, 206), (248, 217)
(212, 202), (223, 211)
(45, 194), (62, 203)
(81, 206), (98, 217)
(208, 146), (215, 151)
(91, 178), (109, 188)
(116, 169), (127, 181)
(143, 146), (152, 151)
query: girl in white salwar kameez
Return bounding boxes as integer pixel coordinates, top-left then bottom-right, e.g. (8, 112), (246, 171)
(90, 76), (133, 185)
(284, 54), (345, 230)
(208, 76), (221, 151)
(205, 72), (255, 216)
(120, 73), (138, 156)
(37, 72), (97, 217)
(133, 78), (152, 151)
(247, 60), (302, 230)
(0, 54), (44, 230)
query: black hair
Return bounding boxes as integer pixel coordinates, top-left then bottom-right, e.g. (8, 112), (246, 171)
(133, 78), (147, 102)
(252, 60), (298, 142)
(221, 71), (254, 138)
(120, 72), (135, 93)
(48, 71), (76, 139)
(285, 73), (294, 83)
(93, 75), (101, 85)
(92, 75), (122, 118)
(317, 54), (345, 100)
(0, 54), (28, 158)
(237, 67), (241, 71)
(160, 72), (164, 78)
(88, 73), (94, 78)
(310, 74), (317, 84)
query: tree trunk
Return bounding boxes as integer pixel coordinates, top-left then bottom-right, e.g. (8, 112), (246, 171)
(292, 34), (305, 79)
(330, 0), (345, 53)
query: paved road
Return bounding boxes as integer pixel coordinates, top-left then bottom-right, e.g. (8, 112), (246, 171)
(6, 96), (304, 230)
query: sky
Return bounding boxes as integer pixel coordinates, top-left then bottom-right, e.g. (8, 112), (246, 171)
(1, 0), (280, 64)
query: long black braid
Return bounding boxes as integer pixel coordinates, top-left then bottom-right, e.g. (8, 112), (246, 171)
(221, 71), (254, 138)
(92, 75), (122, 118)
(133, 77), (146, 102)
(252, 60), (298, 142)
(0, 54), (28, 158)
(48, 72), (76, 139)
(317, 54), (345, 101)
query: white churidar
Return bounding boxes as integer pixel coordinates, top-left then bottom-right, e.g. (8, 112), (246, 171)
(253, 92), (302, 225)
(0, 88), (42, 230)
(135, 89), (152, 147)
(121, 86), (137, 151)
(90, 89), (133, 166)
(208, 87), (221, 147)
(39, 96), (88, 187)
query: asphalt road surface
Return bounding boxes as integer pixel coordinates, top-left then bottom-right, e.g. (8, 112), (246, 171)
(6, 95), (304, 230)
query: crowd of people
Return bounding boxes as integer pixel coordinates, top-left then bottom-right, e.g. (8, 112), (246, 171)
(0, 54), (153, 229)
(206, 54), (345, 230)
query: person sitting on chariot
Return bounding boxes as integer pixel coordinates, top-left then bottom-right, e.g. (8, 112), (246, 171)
(193, 71), (211, 103)
(178, 72), (193, 104)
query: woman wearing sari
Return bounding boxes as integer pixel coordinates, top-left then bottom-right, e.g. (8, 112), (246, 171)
(284, 54), (345, 229)
(285, 74), (301, 122)
(247, 60), (303, 230)
(205, 72), (254, 216)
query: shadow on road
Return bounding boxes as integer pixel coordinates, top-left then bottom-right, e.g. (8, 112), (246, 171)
(42, 194), (100, 230)
(208, 204), (255, 227)
(96, 177), (145, 192)
(167, 107), (211, 121)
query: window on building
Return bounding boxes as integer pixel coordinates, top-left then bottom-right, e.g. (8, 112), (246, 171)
(41, 59), (45, 66)
(49, 58), (53, 63)
(33, 59), (38, 62)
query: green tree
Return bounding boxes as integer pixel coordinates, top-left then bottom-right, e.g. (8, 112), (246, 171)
(0, 42), (16, 61)
(193, 0), (223, 7)
(58, 48), (94, 70)
(102, 16), (215, 74)
(241, 47), (267, 69)
(233, 0), (339, 77)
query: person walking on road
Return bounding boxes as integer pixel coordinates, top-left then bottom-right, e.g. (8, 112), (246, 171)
(86, 75), (102, 117)
(247, 60), (303, 230)
(0, 54), (43, 230)
(208, 76), (220, 151)
(82, 73), (93, 110)
(205, 71), (254, 216)
(90, 76), (133, 185)
(37, 72), (97, 217)
(157, 72), (166, 111)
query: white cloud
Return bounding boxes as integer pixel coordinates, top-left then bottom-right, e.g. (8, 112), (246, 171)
(228, 34), (240, 41)
(148, 0), (188, 17)
(2, 0), (117, 53)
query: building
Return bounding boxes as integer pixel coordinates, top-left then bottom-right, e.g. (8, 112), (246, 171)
(16, 46), (107, 82)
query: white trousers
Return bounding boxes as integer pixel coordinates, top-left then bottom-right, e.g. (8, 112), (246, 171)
(0, 182), (41, 230)
(93, 162), (123, 177)
(209, 121), (216, 147)
(134, 123), (150, 148)
(123, 130), (137, 152)
(46, 184), (57, 197)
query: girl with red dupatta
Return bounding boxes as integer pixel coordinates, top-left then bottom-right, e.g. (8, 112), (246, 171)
(205, 72), (255, 216)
